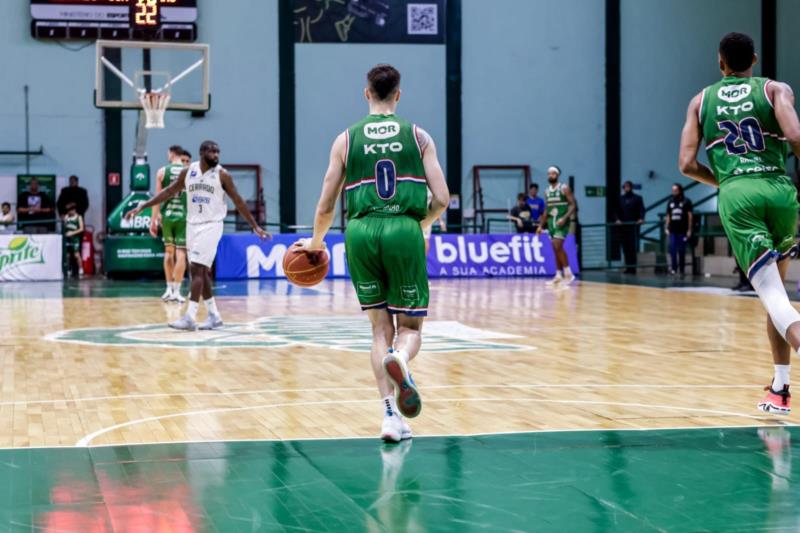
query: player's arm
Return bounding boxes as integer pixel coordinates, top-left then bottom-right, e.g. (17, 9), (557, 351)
(678, 92), (718, 187)
(126, 168), (187, 218)
(665, 206), (671, 235)
(305, 132), (348, 251)
(417, 128), (449, 230)
(558, 185), (576, 227)
(770, 81), (800, 158)
(220, 169), (269, 240)
(149, 167), (165, 238)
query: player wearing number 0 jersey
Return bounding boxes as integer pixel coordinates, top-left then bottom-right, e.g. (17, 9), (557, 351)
(294, 64), (449, 443)
(680, 32), (800, 415)
(128, 141), (269, 331)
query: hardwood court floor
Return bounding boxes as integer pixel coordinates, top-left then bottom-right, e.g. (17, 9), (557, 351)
(2, 277), (799, 531)
(0, 276), (794, 448)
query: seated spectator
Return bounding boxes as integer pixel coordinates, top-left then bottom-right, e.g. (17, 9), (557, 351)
(0, 202), (14, 231)
(57, 175), (89, 217)
(18, 178), (55, 233)
(509, 193), (536, 233)
(525, 183), (545, 230)
(63, 202), (85, 277)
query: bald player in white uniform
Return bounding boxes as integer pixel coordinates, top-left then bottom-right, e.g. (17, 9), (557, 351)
(128, 140), (269, 330)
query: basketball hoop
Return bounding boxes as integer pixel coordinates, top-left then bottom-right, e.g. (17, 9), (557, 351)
(139, 90), (171, 129)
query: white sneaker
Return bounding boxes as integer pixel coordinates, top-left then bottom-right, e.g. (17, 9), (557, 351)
(381, 414), (404, 443)
(168, 314), (197, 331)
(198, 313), (223, 330)
(545, 276), (563, 287)
(562, 274), (576, 285)
(161, 287), (173, 301)
(173, 292), (186, 304)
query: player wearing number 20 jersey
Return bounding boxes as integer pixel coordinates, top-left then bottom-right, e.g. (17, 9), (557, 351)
(700, 75), (797, 276)
(681, 32), (800, 416)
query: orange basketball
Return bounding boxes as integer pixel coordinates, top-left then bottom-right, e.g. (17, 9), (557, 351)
(283, 246), (330, 287)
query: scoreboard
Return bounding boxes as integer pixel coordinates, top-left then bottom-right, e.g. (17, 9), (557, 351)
(31, 0), (198, 41)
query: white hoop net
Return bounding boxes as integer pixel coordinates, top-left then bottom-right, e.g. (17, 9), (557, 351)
(139, 91), (171, 129)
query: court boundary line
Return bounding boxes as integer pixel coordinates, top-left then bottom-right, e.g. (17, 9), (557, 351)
(0, 422), (792, 452)
(75, 396), (784, 447)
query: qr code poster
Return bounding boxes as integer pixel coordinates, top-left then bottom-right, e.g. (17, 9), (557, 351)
(293, 0), (445, 44)
(408, 4), (439, 36)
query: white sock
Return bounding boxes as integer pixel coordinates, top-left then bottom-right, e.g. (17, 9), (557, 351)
(554, 271), (563, 279)
(383, 395), (398, 417)
(564, 266), (573, 278)
(172, 281), (181, 293)
(187, 300), (199, 320)
(166, 281), (172, 291)
(205, 297), (219, 316)
(774, 364), (791, 390)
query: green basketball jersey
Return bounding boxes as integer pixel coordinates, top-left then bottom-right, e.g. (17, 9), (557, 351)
(345, 114), (428, 221)
(545, 183), (569, 220)
(700, 76), (788, 186)
(64, 213), (81, 233)
(160, 163), (186, 220)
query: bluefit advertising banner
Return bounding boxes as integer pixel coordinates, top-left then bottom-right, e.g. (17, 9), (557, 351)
(216, 233), (578, 280)
(427, 234), (579, 278)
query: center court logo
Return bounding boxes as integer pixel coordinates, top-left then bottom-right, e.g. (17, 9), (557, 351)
(0, 237), (44, 274)
(364, 121), (400, 140)
(47, 316), (532, 352)
(718, 84), (751, 103)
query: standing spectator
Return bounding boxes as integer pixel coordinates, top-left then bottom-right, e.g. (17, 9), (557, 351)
(525, 183), (545, 231)
(616, 180), (645, 274)
(57, 175), (89, 217)
(18, 178), (55, 233)
(665, 183), (693, 275)
(509, 193), (536, 233)
(63, 202), (85, 277)
(0, 202), (14, 232)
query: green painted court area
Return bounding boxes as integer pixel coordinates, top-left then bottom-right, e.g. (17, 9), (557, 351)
(2, 426), (798, 532)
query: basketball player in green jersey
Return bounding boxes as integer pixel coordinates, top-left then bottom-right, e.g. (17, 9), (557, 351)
(150, 145), (188, 303)
(295, 64), (449, 442)
(539, 166), (576, 286)
(679, 32), (800, 414)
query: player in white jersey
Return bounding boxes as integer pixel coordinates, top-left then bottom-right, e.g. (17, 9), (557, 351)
(128, 140), (269, 330)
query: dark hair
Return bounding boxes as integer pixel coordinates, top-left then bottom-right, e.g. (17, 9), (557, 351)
(529, 183), (538, 190)
(719, 32), (755, 72)
(517, 193), (526, 201)
(169, 144), (184, 155)
(200, 140), (218, 153)
(182, 149), (192, 159)
(367, 64), (401, 101)
(623, 180), (633, 188)
(69, 175), (79, 183)
(673, 182), (684, 193)
(1, 202), (9, 208)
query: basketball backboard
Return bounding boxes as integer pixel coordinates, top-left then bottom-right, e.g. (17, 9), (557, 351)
(95, 40), (210, 112)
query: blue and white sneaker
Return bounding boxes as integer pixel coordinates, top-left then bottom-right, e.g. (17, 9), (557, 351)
(383, 349), (422, 418)
(168, 314), (197, 331)
(198, 313), (223, 331)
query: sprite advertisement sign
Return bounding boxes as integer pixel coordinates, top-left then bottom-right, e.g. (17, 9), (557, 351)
(0, 235), (62, 281)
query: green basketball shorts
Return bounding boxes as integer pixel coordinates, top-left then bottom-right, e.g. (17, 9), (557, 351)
(547, 218), (570, 240)
(718, 176), (799, 279)
(162, 217), (186, 248)
(345, 215), (429, 317)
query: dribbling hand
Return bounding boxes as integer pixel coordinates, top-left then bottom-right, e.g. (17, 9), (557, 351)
(293, 237), (326, 252)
